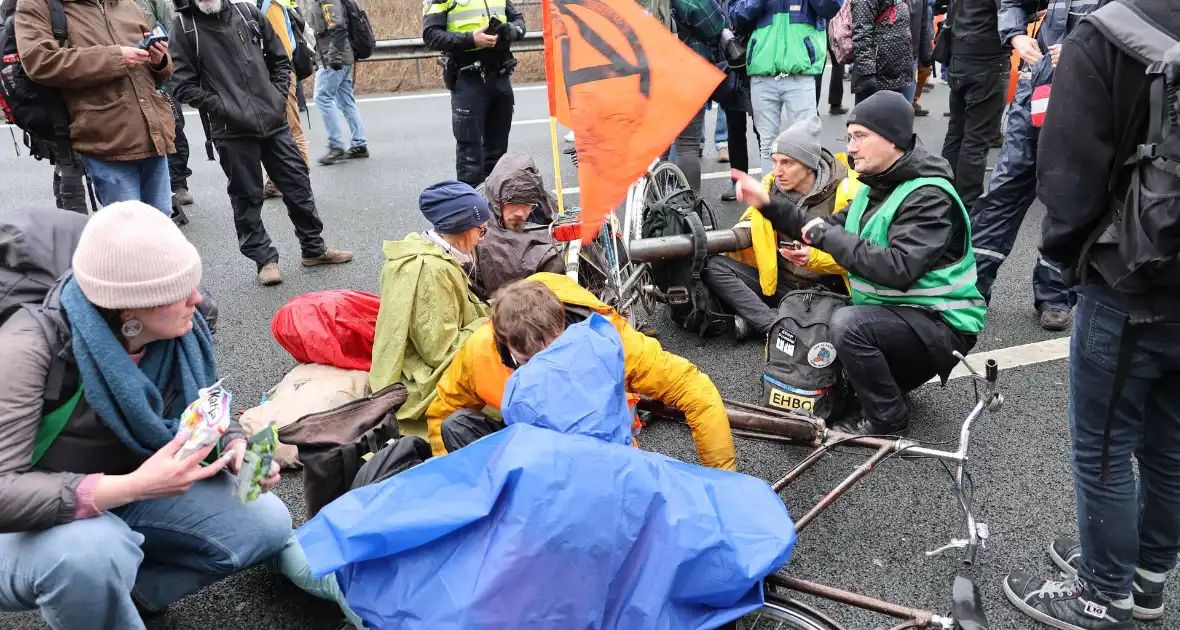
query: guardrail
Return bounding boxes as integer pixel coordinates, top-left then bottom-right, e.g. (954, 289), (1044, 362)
(366, 31), (544, 62)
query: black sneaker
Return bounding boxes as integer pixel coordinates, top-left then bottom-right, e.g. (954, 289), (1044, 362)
(318, 148), (346, 165)
(733, 315), (749, 342)
(828, 412), (909, 437)
(347, 145), (369, 159)
(720, 190), (737, 202)
(1040, 307), (1071, 332)
(1004, 573), (1133, 629)
(913, 102), (930, 117)
(1050, 536), (1167, 621)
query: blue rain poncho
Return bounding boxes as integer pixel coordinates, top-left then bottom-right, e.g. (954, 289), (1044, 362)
(297, 315), (796, 629)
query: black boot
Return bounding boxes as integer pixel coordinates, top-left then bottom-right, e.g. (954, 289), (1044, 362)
(828, 412), (909, 437)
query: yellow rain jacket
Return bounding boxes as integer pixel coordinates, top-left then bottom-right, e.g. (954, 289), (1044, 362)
(370, 234), (489, 436)
(727, 151), (861, 294)
(427, 273), (736, 471)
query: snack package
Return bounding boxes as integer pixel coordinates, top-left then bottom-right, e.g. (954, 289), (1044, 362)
(234, 422), (278, 503)
(175, 380), (233, 461)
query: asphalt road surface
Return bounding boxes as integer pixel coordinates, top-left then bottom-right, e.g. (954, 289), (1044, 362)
(0, 73), (1157, 630)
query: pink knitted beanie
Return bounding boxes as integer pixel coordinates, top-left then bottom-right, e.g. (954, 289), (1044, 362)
(72, 201), (203, 309)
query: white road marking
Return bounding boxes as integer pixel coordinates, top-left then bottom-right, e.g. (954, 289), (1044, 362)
(931, 336), (1071, 384)
(555, 168), (763, 195)
(0, 84), (550, 129)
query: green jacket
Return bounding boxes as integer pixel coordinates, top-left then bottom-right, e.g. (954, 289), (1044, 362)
(369, 234), (489, 436)
(135, 0), (173, 31)
(671, 0), (726, 64)
(730, 0), (841, 77)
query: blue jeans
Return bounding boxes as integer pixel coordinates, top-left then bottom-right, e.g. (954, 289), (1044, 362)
(315, 66), (367, 151)
(0, 473), (292, 629)
(750, 74), (817, 176)
(900, 62), (919, 102)
(79, 155), (171, 215)
(1069, 285), (1180, 599)
(712, 101), (729, 147)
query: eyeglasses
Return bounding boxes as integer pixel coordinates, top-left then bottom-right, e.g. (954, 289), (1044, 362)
(844, 131), (872, 145)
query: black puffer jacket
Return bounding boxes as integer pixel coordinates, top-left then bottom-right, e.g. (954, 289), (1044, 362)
(168, 0), (292, 140)
(760, 142), (975, 375)
(852, 0), (915, 93)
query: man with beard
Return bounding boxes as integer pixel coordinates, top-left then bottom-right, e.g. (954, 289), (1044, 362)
(168, 0), (352, 285)
(472, 152), (564, 297)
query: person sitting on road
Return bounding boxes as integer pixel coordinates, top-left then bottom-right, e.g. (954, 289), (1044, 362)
(473, 152), (565, 297)
(427, 273), (737, 471)
(369, 181), (491, 435)
(704, 115), (859, 340)
(733, 92), (987, 437)
(0, 202), (292, 629)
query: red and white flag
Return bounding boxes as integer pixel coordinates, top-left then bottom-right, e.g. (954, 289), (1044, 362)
(1030, 84), (1052, 127)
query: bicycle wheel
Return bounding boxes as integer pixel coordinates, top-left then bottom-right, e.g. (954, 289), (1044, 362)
(735, 594), (845, 630)
(642, 161), (691, 216)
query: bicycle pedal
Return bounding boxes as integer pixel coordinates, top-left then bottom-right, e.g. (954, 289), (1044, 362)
(666, 287), (690, 305)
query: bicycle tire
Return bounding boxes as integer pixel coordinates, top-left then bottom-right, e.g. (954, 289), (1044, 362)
(734, 593), (845, 630)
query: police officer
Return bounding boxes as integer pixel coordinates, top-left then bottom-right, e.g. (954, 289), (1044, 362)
(968, 0), (1099, 332)
(423, 0), (525, 187)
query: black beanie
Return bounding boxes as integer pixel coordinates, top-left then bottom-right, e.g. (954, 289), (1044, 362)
(846, 91), (915, 151)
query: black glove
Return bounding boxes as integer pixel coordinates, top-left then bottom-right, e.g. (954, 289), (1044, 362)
(803, 219), (828, 245)
(498, 22), (521, 41)
(859, 74), (879, 96)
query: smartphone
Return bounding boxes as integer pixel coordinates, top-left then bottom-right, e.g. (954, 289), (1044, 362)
(138, 23), (169, 49)
(780, 241), (803, 251)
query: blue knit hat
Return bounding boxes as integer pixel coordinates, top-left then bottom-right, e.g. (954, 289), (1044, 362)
(419, 181), (491, 235)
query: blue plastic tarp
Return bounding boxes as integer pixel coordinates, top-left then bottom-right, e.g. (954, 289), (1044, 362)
(297, 315), (797, 629)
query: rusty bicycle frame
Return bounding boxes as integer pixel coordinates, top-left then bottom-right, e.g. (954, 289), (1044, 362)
(640, 352), (1003, 629)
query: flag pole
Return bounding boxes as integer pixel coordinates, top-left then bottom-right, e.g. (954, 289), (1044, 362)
(541, 0), (566, 216)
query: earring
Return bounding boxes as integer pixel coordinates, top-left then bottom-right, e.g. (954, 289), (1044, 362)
(121, 319), (143, 338)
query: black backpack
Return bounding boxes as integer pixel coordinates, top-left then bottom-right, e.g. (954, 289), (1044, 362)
(762, 289), (850, 420)
(350, 434), (432, 490)
(0, 0), (72, 161)
(338, 0), (375, 60)
(641, 185), (732, 337)
(1084, 1), (1180, 290)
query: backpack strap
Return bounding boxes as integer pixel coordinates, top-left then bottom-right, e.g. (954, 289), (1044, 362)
(1085, 1), (1178, 66)
(46, 0), (66, 45)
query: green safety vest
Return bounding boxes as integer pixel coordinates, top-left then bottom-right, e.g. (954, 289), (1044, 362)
(842, 177), (987, 334)
(426, 0), (507, 51)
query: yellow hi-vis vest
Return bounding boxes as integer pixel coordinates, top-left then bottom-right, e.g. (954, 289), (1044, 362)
(727, 153), (861, 296)
(426, 0), (507, 51)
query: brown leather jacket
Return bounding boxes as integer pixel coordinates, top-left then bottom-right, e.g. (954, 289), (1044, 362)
(14, 0), (175, 160)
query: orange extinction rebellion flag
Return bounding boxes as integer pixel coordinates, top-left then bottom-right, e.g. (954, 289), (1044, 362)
(542, 0), (724, 240)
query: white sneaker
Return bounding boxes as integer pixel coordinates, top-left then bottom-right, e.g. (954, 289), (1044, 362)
(564, 131), (575, 143)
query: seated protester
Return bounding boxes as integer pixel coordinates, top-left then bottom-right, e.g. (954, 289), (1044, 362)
(473, 152), (565, 297)
(369, 181), (491, 433)
(732, 91), (987, 437)
(705, 115), (859, 339)
(0, 202), (291, 628)
(427, 273), (737, 471)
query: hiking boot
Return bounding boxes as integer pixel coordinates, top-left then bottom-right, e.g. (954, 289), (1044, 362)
(258, 262), (282, 286)
(1050, 536), (1168, 621)
(913, 102), (930, 117)
(318, 148), (346, 165)
(733, 315), (749, 342)
(263, 180), (283, 199)
(1040, 307), (1071, 332)
(302, 249), (354, 267)
(1003, 573), (1133, 629)
(829, 105), (848, 115)
(828, 412), (909, 437)
(347, 145), (369, 159)
(716, 146), (730, 163)
(172, 187), (194, 206)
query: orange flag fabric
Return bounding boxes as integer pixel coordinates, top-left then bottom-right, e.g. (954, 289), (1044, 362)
(543, 0), (724, 240)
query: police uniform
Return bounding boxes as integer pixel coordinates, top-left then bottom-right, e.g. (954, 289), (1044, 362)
(422, 0), (525, 187)
(969, 0), (1100, 316)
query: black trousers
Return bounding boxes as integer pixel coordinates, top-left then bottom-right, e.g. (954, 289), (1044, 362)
(452, 72), (514, 187)
(815, 60), (845, 109)
(941, 55), (1007, 209)
(53, 150), (87, 214)
(168, 93), (192, 190)
(214, 129), (326, 267)
(829, 305), (943, 427)
(441, 409), (505, 453)
(702, 255), (797, 334)
(722, 106), (754, 176)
